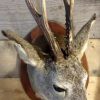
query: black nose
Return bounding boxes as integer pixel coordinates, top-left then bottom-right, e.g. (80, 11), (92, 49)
(53, 84), (66, 92)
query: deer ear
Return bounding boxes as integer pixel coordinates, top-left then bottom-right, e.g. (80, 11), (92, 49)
(72, 14), (96, 58)
(14, 43), (35, 65)
(2, 30), (42, 67)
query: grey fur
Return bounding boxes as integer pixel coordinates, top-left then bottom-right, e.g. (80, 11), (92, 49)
(1, 0), (96, 100)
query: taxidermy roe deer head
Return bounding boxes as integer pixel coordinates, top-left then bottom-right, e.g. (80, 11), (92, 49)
(1, 0), (96, 100)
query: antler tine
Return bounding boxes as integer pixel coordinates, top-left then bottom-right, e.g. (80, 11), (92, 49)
(63, 0), (70, 57)
(63, 0), (70, 20)
(41, 0), (63, 58)
(26, 0), (63, 60)
(25, 0), (42, 23)
(70, 0), (74, 41)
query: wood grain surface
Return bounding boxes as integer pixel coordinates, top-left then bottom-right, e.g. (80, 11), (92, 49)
(0, 0), (99, 39)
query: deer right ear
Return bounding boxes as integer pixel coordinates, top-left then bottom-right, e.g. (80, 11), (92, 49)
(72, 14), (96, 58)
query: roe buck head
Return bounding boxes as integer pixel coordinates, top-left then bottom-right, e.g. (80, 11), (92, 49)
(1, 0), (96, 100)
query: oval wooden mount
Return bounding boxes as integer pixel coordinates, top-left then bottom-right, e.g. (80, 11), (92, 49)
(20, 21), (89, 100)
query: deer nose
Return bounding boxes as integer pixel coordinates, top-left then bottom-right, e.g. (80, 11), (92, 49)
(53, 84), (66, 92)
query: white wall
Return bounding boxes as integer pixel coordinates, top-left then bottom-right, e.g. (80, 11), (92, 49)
(0, 0), (99, 38)
(0, 41), (20, 77)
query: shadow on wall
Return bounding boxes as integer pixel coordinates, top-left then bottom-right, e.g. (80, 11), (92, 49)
(0, 40), (20, 78)
(85, 39), (100, 100)
(95, 73), (100, 100)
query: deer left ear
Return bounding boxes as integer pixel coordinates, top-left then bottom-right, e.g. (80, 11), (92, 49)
(72, 14), (96, 58)
(14, 42), (33, 65)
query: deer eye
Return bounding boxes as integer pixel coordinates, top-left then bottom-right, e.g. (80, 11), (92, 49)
(53, 85), (66, 92)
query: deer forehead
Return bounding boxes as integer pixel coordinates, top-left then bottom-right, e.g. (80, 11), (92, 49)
(48, 56), (87, 84)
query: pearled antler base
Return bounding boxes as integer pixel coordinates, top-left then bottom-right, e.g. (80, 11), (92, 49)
(20, 21), (89, 100)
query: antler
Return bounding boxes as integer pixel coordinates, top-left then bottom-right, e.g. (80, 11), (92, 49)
(62, 0), (74, 57)
(25, 0), (63, 60)
(63, 0), (70, 57)
(70, 0), (74, 40)
(63, 0), (74, 41)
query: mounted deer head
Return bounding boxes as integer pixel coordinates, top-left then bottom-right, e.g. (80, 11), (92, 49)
(1, 0), (96, 100)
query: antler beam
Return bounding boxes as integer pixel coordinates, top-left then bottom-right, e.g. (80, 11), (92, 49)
(26, 0), (63, 60)
(62, 0), (75, 58)
(63, 0), (70, 57)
